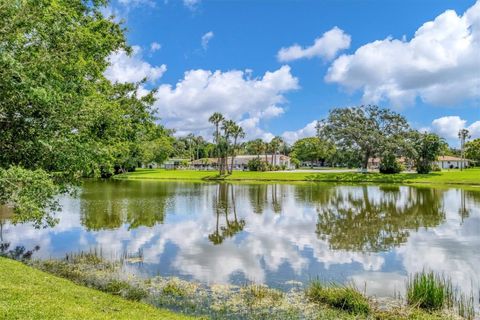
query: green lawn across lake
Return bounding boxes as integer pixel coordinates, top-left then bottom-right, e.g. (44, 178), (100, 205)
(116, 168), (480, 186)
(0, 258), (194, 320)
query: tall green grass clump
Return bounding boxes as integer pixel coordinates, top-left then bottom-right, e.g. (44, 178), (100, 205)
(406, 271), (453, 310)
(305, 280), (370, 315)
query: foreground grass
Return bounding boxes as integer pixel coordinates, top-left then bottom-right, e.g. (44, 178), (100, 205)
(14, 252), (470, 320)
(406, 271), (475, 319)
(305, 280), (371, 315)
(0, 257), (193, 320)
(116, 168), (480, 186)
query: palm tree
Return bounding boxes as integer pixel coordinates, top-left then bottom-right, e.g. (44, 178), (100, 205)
(269, 136), (284, 166)
(209, 113), (225, 173)
(263, 140), (269, 165)
(228, 123), (245, 174)
(458, 129), (470, 171)
(250, 139), (266, 159)
(186, 133), (195, 161)
(194, 135), (204, 160)
(220, 119), (235, 174)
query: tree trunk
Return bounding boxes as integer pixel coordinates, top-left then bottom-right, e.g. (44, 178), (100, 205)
(230, 138), (237, 174)
(362, 152), (370, 171)
(216, 125), (221, 174)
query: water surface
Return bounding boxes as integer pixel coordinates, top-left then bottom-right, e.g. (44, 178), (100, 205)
(2, 180), (479, 297)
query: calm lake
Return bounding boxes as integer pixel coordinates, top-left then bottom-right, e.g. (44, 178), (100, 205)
(2, 180), (479, 298)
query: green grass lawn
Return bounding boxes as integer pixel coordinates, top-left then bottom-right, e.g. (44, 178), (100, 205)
(116, 168), (480, 186)
(0, 257), (194, 320)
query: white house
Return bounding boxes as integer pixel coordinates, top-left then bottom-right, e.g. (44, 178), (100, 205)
(190, 154), (294, 170)
(434, 156), (470, 169)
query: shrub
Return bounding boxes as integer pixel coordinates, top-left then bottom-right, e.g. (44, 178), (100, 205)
(431, 164), (441, 172)
(417, 162), (432, 174)
(379, 153), (403, 174)
(406, 271), (453, 311)
(247, 158), (268, 171)
(305, 280), (370, 315)
(291, 158), (300, 169)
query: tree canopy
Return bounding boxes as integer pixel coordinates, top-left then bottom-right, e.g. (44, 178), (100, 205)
(0, 0), (171, 226)
(465, 138), (480, 166)
(321, 105), (410, 169)
(409, 132), (446, 174)
(290, 137), (335, 166)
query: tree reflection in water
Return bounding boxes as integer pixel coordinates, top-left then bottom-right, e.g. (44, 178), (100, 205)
(72, 180), (478, 261)
(209, 184), (245, 245)
(80, 180), (172, 231)
(315, 186), (446, 252)
(1, 180), (479, 296)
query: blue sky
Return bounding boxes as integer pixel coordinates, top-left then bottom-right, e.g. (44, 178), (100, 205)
(104, 0), (480, 145)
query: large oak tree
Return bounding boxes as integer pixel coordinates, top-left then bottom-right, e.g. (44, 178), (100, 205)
(321, 105), (410, 170)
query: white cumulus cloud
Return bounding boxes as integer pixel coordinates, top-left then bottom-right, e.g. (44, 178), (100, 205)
(277, 27), (351, 62)
(104, 46), (167, 83)
(201, 31), (214, 50)
(325, 1), (480, 107)
(281, 121), (318, 144)
(153, 66), (299, 139)
(431, 116), (480, 140)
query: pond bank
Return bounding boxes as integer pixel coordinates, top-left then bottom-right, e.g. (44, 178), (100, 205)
(0, 257), (194, 320)
(7, 254), (471, 320)
(115, 168), (480, 186)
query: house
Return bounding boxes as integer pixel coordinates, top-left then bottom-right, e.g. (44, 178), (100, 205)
(367, 157), (414, 170)
(190, 154), (294, 171)
(367, 157), (381, 169)
(160, 158), (189, 170)
(434, 156), (470, 169)
(367, 155), (470, 171)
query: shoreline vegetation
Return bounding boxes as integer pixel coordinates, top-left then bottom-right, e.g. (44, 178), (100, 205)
(0, 257), (193, 320)
(1, 253), (474, 320)
(115, 168), (480, 186)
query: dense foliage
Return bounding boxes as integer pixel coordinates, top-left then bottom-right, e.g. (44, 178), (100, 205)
(409, 132), (446, 174)
(321, 105), (410, 170)
(247, 158), (268, 172)
(290, 137), (335, 167)
(0, 0), (172, 226)
(378, 153), (403, 174)
(465, 138), (480, 166)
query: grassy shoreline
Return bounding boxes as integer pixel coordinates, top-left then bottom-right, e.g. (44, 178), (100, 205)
(115, 168), (480, 186)
(2, 255), (470, 320)
(0, 257), (193, 320)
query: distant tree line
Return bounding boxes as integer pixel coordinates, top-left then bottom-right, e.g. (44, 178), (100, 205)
(169, 106), (476, 176)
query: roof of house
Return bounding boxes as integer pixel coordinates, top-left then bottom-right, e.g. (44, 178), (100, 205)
(436, 156), (469, 161)
(190, 154), (290, 165)
(368, 157), (409, 164)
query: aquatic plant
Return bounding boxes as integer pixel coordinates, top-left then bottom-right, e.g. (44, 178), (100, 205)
(406, 271), (453, 310)
(305, 280), (370, 315)
(456, 292), (476, 320)
(104, 279), (148, 301)
(407, 270), (476, 319)
(162, 280), (189, 297)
